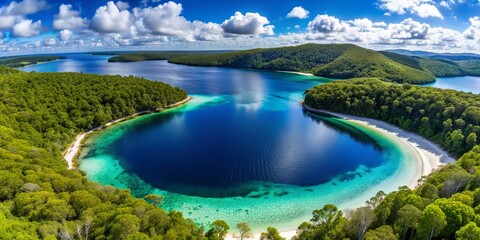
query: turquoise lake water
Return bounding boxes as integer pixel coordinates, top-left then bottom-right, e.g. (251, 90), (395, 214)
(22, 54), (475, 231)
(424, 76), (480, 94)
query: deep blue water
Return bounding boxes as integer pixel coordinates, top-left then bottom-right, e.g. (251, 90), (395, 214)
(109, 100), (383, 197)
(24, 54), (384, 197)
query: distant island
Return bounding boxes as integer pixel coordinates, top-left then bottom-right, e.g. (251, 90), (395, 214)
(107, 51), (232, 62)
(0, 55), (65, 68)
(107, 44), (480, 84)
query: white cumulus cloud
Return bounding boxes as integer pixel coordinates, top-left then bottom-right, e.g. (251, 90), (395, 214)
(0, 15), (19, 29)
(388, 18), (430, 39)
(463, 16), (480, 40)
(308, 15), (349, 33)
(134, 1), (190, 37)
(12, 19), (41, 37)
(116, 1), (130, 10)
(190, 21), (224, 41)
(349, 18), (374, 31)
(105, 1), (227, 44)
(59, 29), (73, 41)
(0, 0), (46, 30)
(5, 1), (480, 55)
(0, 0), (47, 16)
(287, 6), (309, 19)
(221, 12), (274, 35)
(54, 4), (88, 30)
(91, 1), (132, 33)
(378, 0), (443, 19)
(131, 1), (224, 42)
(439, 1), (450, 9)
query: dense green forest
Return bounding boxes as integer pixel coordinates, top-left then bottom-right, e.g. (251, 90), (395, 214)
(298, 79), (480, 239)
(108, 44), (480, 84)
(0, 56), (65, 68)
(305, 78), (480, 156)
(387, 49), (480, 61)
(167, 44), (436, 84)
(0, 66), (217, 239)
(107, 51), (231, 62)
(380, 51), (480, 77)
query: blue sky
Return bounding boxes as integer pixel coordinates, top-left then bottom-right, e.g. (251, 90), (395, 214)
(1, 0), (480, 55)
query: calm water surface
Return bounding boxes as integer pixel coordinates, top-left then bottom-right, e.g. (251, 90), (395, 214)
(425, 76), (480, 94)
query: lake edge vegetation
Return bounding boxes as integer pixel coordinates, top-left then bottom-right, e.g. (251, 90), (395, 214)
(298, 78), (480, 240)
(0, 66), (214, 239)
(0, 56), (66, 68)
(107, 44), (480, 85)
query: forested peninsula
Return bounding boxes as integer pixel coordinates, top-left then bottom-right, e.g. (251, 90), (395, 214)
(107, 44), (480, 84)
(298, 79), (480, 239)
(0, 56), (65, 68)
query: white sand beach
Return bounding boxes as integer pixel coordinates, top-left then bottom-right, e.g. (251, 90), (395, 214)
(302, 104), (454, 186)
(63, 97), (192, 169)
(277, 70), (315, 76)
(64, 132), (90, 169)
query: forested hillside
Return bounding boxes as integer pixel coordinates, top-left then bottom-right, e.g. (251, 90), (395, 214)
(0, 66), (212, 239)
(167, 44), (436, 84)
(297, 79), (480, 239)
(108, 44), (480, 84)
(380, 51), (480, 77)
(313, 47), (435, 84)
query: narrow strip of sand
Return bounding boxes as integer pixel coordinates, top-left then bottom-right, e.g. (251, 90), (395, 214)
(63, 97), (192, 169)
(277, 70), (315, 76)
(303, 104), (454, 185)
(227, 231), (297, 240)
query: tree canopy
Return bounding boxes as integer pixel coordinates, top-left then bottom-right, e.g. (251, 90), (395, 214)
(0, 67), (210, 239)
(305, 78), (480, 156)
(297, 79), (480, 239)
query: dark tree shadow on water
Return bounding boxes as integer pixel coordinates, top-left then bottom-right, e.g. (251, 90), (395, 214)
(302, 109), (383, 151)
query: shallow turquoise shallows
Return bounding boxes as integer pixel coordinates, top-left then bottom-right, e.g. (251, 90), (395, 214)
(21, 54), (476, 232)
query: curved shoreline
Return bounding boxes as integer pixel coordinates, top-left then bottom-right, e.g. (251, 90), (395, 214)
(19, 59), (62, 69)
(302, 103), (454, 176)
(276, 70), (315, 76)
(63, 96), (192, 169)
(69, 97), (454, 240)
(226, 103), (455, 240)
